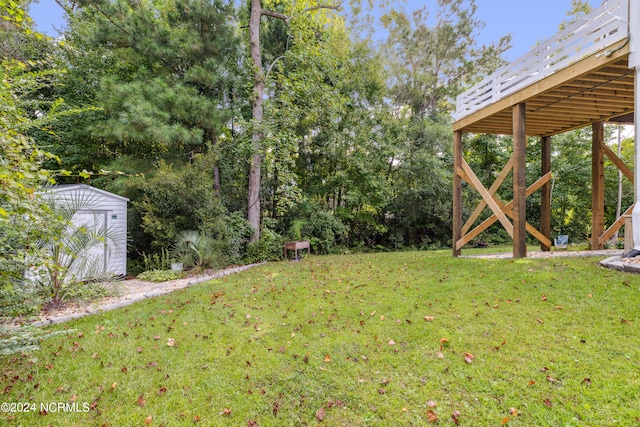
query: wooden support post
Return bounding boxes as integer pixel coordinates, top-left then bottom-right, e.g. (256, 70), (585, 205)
(513, 103), (527, 258)
(453, 131), (463, 257)
(592, 121), (605, 250)
(540, 136), (551, 251)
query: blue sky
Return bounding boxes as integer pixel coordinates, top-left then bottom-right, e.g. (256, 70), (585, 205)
(29, 0), (601, 62)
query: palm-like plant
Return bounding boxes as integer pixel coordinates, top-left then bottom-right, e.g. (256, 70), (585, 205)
(170, 230), (222, 273)
(27, 190), (124, 308)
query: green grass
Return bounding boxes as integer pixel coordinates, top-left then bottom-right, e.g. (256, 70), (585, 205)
(2, 251), (640, 426)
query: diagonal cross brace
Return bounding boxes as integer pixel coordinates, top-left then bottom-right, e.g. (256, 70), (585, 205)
(462, 156), (514, 235)
(456, 170), (553, 250)
(458, 158), (514, 238)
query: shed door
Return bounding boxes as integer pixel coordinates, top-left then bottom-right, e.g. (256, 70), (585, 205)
(73, 210), (109, 273)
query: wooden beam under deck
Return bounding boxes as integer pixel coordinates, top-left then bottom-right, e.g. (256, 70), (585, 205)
(453, 131), (463, 257)
(513, 103), (527, 258)
(541, 136), (551, 251)
(592, 122), (605, 250)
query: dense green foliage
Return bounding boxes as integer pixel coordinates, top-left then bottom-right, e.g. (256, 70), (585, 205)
(0, 60), (59, 316)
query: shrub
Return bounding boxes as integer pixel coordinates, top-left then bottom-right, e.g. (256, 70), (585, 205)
(141, 249), (172, 271)
(0, 287), (40, 319)
(0, 326), (73, 356)
(170, 230), (225, 272)
(304, 210), (348, 255)
(26, 189), (124, 309)
(285, 201), (349, 255)
(245, 229), (284, 263)
(137, 270), (183, 282)
(134, 156), (228, 250)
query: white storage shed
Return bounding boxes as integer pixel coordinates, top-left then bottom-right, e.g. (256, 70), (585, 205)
(46, 184), (129, 277)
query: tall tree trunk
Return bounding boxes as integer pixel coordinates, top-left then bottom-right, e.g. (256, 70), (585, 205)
(248, 0), (265, 243)
(246, 0), (339, 242)
(211, 135), (221, 194)
(213, 164), (221, 194)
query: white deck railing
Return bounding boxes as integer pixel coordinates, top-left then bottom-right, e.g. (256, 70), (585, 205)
(454, 0), (630, 121)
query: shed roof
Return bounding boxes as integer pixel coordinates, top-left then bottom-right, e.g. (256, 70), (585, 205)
(48, 184), (130, 203)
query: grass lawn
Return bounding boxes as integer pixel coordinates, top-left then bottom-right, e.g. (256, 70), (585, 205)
(2, 250), (640, 426)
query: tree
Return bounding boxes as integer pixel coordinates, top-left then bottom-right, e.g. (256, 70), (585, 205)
(59, 0), (239, 171)
(0, 4), (63, 315)
(246, 0), (340, 242)
(382, 0), (511, 118)
(559, 0), (592, 31)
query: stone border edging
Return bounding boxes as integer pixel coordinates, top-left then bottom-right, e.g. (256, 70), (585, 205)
(32, 262), (267, 327)
(599, 256), (640, 273)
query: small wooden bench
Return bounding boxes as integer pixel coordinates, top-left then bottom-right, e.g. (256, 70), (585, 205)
(284, 240), (310, 260)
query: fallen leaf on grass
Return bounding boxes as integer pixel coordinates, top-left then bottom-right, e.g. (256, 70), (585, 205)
(316, 407), (325, 421)
(501, 417), (510, 425)
(427, 400), (436, 407)
(509, 407), (518, 416)
(582, 377), (592, 385)
(464, 353), (475, 364)
(324, 354), (331, 363)
(388, 340), (395, 346)
(144, 415), (153, 425)
(543, 398), (552, 407)
(423, 316), (434, 321)
(427, 409), (438, 423)
(110, 382), (117, 391)
(167, 338), (176, 347)
(219, 408), (231, 416)
(546, 376), (557, 383)
(452, 410), (461, 425)
(541, 295), (547, 301)
(157, 387), (167, 395)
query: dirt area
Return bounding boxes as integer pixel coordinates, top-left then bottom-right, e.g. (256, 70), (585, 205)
(28, 263), (265, 327)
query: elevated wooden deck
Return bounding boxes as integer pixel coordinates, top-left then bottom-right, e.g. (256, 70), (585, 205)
(453, 0), (632, 136)
(452, 0), (638, 258)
